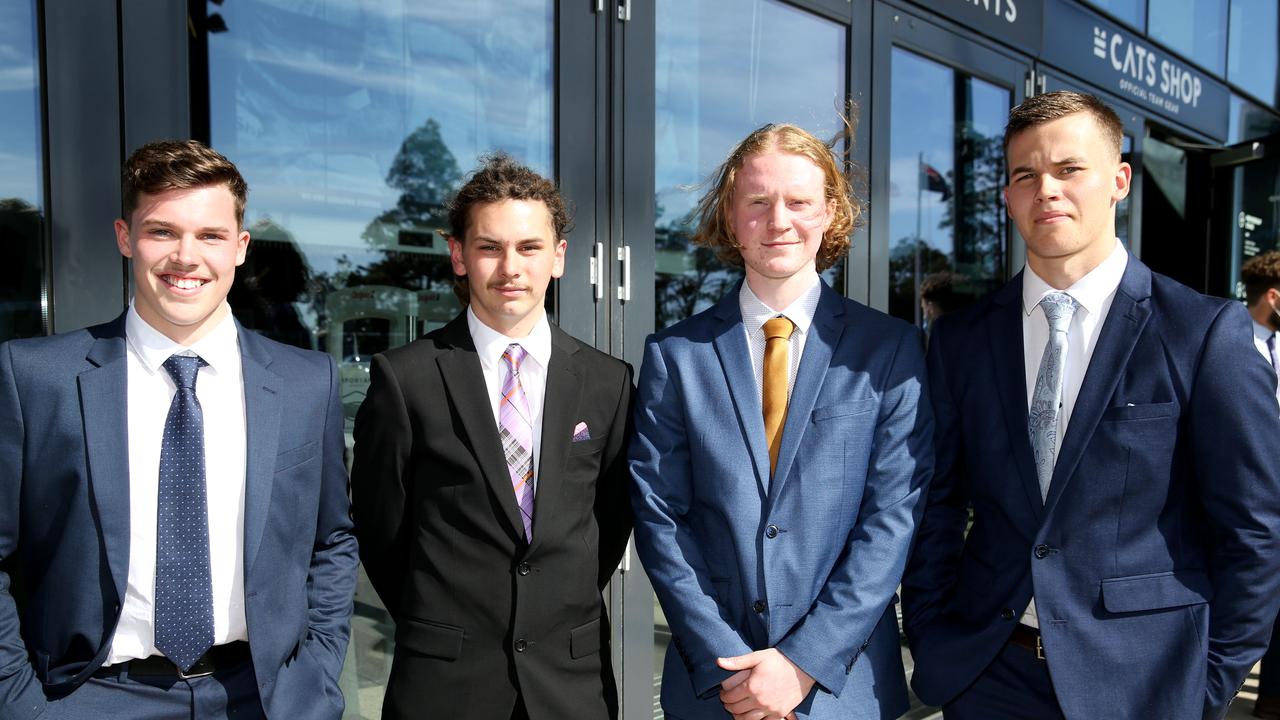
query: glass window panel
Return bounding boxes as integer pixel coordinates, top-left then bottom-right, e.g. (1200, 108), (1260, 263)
(1117, 134), (1133, 248)
(888, 48), (1009, 331)
(1228, 0), (1278, 106)
(1082, 0), (1146, 30)
(0, 0), (45, 340)
(654, 0), (847, 332)
(1148, 0), (1228, 75)
(205, 2), (554, 717)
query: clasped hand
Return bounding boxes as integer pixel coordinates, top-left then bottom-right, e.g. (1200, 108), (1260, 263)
(716, 648), (814, 720)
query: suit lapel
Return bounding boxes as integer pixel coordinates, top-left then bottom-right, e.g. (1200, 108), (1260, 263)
(987, 275), (1046, 524)
(436, 315), (527, 542)
(527, 326), (582, 555)
(769, 283), (843, 499)
(238, 326), (283, 575)
(711, 287), (771, 496)
(1043, 258), (1152, 514)
(80, 317), (131, 604)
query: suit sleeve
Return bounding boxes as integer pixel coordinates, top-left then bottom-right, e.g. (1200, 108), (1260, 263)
(0, 342), (50, 719)
(774, 325), (935, 696)
(1192, 303), (1280, 719)
(350, 353), (413, 620)
(629, 336), (754, 698)
(594, 363), (635, 589)
(899, 317), (971, 640)
(300, 355), (360, 682)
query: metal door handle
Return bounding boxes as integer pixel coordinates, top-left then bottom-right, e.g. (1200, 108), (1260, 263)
(617, 245), (631, 302)
(590, 241), (604, 300)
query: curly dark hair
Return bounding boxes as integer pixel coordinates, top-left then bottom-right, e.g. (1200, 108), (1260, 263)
(445, 154), (571, 242)
(1241, 251), (1280, 305)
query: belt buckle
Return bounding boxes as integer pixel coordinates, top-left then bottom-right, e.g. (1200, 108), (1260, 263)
(1035, 635), (1046, 661)
(175, 660), (215, 680)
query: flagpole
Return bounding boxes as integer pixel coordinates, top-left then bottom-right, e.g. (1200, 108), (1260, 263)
(915, 152), (923, 328)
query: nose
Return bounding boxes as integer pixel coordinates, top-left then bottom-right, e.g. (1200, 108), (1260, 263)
(171, 234), (198, 265)
(768, 202), (791, 231)
(1034, 175), (1062, 203)
(497, 245), (521, 278)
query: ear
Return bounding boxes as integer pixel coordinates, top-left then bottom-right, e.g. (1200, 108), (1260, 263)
(114, 219), (133, 258)
(1002, 186), (1012, 220)
(550, 238), (567, 280)
(447, 235), (467, 278)
(235, 229), (251, 266)
(1112, 161), (1133, 205)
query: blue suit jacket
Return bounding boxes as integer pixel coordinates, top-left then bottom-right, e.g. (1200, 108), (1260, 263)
(629, 281), (934, 719)
(901, 257), (1280, 720)
(0, 314), (359, 720)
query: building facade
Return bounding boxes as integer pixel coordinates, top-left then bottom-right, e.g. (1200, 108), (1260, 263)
(3, 0), (1277, 717)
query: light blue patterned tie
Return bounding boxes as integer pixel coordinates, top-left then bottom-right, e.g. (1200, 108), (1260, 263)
(1028, 292), (1079, 501)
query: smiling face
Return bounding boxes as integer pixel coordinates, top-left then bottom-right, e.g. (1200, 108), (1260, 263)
(727, 149), (834, 298)
(115, 184), (249, 345)
(448, 199), (566, 338)
(1004, 111), (1131, 286)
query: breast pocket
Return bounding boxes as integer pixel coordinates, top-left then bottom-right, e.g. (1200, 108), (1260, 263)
(274, 441), (318, 473)
(811, 398), (877, 423)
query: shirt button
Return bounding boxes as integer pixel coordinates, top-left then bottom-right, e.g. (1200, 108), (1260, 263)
(517, 562), (531, 576)
(1000, 608), (1015, 621)
(765, 525), (779, 539)
(1034, 544), (1051, 559)
(753, 600), (767, 614)
(515, 639), (527, 653)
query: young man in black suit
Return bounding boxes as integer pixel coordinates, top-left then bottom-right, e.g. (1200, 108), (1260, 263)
(351, 154), (633, 720)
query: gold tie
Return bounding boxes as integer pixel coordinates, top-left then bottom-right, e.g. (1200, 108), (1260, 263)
(762, 316), (795, 477)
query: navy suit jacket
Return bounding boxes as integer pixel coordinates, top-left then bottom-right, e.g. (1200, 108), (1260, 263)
(630, 281), (934, 719)
(0, 314), (359, 720)
(902, 257), (1280, 720)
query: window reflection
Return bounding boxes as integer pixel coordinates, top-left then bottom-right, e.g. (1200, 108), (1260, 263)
(1082, 0), (1146, 30)
(1148, 0), (1227, 75)
(1228, 0), (1279, 106)
(204, 2), (554, 717)
(888, 49), (1009, 329)
(0, 1), (45, 340)
(654, 0), (847, 332)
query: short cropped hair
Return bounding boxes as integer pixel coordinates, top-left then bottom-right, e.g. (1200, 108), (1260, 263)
(446, 153), (571, 242)
(1004, 91), (1125, 161)
(920, 271), (967, 314)
(122, 140), (249, 228)
(692, 122), (862, 273)
(1241, 251), (1280, 305)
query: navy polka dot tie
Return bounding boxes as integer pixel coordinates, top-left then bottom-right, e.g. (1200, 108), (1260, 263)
(154, 354), (215, 672)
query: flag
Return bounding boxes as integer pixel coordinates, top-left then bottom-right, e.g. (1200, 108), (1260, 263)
(920, 162), (951, 202)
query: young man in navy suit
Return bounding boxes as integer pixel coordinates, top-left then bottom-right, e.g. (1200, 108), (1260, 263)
(351, 155), (633, 720)
(902, 91), (1280, 720)
(0, 140), (358, 719)
(630, 123), (934, 720)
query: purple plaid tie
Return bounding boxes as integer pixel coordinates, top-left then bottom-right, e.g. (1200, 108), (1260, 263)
(500, 344), (535, 540)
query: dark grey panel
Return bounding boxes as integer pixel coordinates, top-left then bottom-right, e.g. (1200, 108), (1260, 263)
(121, 0), (190, 152)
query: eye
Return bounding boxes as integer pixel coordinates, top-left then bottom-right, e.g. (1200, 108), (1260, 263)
(1061, 166), (1082, 175)
(788, 200), (811, 208)
(149, 228), (173, 238)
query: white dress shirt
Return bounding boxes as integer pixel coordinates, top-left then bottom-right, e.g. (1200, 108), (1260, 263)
(740, 273), (822, 404)
(1020, 239), (1127, 627)
(1251, 320), (1280, 409)
(108, 303), (249, 664)
(468, 306), (552, 491)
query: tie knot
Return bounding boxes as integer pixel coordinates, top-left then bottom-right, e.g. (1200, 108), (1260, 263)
(502, 343), (527, 372)
(763, 316), (795, 342)
(162, 354), (206, 391)
(1038, 292), (1078, 333)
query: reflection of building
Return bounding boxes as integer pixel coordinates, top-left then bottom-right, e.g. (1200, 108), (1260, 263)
(5, 1), (1278, 719)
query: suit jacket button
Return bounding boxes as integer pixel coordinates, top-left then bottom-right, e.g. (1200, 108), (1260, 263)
(517, 562), (531, 576)
(752, 600), (766, 614)
(1034, 544), (1050, 559)
(1000, 608), (1015, 621)
(765, 525), (779, 539)
(515, 639), (527, 653)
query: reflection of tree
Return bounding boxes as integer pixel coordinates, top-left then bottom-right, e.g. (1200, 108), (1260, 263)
(939, 122), (1005, 294)
(0, 198), (44, 341)
(654, 198), (741, 329)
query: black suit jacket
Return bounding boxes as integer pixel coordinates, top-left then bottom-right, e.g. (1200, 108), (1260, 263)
(351, 313), (633, 720)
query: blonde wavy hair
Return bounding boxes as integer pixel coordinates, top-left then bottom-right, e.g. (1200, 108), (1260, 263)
(692, 121), (862, 272)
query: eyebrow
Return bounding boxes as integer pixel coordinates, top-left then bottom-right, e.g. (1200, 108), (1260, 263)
(140, 219), (233, 235)
(472, 235), (546, 244)
(1009, 157), (1087, 176)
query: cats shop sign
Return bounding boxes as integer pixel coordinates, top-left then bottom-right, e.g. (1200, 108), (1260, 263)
(1041, 0), (1229, 140)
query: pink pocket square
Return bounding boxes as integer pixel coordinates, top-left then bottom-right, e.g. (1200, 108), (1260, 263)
(572, 421), (591, 442)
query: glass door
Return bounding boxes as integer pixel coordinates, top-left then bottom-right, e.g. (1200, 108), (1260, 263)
(870, 4), (1031, 331)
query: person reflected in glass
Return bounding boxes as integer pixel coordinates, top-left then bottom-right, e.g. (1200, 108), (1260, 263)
(351, 154), (634, 720)
(0, 140), (358, 719)
(919, 271), (970, 338)
(629, 123), (934, 720)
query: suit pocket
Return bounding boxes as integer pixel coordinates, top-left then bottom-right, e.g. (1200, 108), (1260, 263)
(275, 441), (319, 472)
(811, 397), (877, 422)
(1100, 401), (1178, 422)
(1100, 570), (1213, 613)
(569, 617), (603, 659)
(567, 436), (607, 457)
(397, 617), (465, 660)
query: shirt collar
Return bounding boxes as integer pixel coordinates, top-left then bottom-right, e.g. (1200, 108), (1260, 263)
(1022, 239), (1128, 318)
(739, 273), (821, 337)
(1253, 320), (1276, 343)
(125, 301), (241, 374)
(466, 305), (552, 372)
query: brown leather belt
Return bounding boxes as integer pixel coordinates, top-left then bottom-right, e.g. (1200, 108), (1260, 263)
(1008, 624), (1046, 660)
(95, 641), (251, 680)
